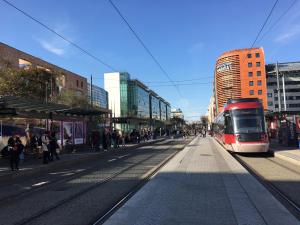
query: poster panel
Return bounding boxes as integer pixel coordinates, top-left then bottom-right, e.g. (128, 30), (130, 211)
(296, 116), (300, 133)
(74, 122), (83, 144)
(0, 120), (2, 143)
(63, 122), (73, 145)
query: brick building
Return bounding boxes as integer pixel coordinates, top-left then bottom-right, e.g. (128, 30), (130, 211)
(214, 47), (267, 113)
(0, 42), (87, 97)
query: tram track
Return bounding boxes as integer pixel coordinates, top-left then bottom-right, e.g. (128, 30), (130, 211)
(232, 153), (300, 220)
(0, 140), (170, 206)
(90, 139), (190, 225)
(8, 139), (190, 225)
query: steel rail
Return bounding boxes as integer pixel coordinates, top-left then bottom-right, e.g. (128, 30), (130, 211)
(232, 154), (300, 216)
(90, 139), (190, 225)
(15, 140), (183, 225)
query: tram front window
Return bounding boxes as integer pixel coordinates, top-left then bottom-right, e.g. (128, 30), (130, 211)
(232, 108), (265, 134)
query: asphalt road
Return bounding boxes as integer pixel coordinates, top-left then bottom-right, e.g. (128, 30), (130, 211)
(235, 152), (300, 220)
(0, 138), (192, 225)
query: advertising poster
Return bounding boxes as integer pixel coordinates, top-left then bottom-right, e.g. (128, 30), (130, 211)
(0, 121), (2, 143)
(74, 122), (84, 144)
(63, 122), (73, 145)
(296, 117), (300, 133)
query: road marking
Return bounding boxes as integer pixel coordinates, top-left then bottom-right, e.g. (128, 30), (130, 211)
(62, 173), (75, 176)
(118, 154), (130, 159)
(108, 159), (117, 162)
(32, 181), (49, 187)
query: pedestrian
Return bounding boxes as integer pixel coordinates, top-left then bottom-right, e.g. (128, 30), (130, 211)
(37, 133), (43, 159)
(41, 131), (50, 164)
(112, 130), (117, 149)
(121, 134), (125, 147)
(202, 127), (207, 138)
(116, 130), (120, 148)
(49, 132), (60, 161)
(16, 136), (24, 162)
(102, 129), (108, 151)
(8, 134), (20, 171)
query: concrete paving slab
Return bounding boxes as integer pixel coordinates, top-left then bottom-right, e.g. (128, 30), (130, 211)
(104, 136), (300, 225)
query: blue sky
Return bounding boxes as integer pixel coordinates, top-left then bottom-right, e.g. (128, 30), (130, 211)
(1, 0), (300, 120)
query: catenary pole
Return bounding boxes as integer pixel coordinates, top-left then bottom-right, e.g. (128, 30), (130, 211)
(276, 61), (281, 112)
(90, 74), (93, 108)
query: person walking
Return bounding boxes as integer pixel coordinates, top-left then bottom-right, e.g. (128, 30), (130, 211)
(202, 127), (207, 138)
(49, 132), (60, 161)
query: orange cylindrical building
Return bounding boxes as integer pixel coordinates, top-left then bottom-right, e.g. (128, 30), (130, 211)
(214, 47), (267, 113)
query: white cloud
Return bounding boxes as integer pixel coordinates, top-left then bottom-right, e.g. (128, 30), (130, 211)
(274, 25), (300, 43)
(39, 39), (66, 55)
(35, 22), (75, 56)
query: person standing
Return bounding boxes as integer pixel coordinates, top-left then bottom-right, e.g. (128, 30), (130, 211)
(41, 132), (50, 164)
(102, 129), (108, 151)
(49, 132), (60, 161)
(8, 135), (20, 171)
(16, 136), (24, 162)
(112, 130), (117, 149)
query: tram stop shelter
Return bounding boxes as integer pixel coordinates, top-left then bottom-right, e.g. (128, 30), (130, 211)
(0, 96), (112, 150)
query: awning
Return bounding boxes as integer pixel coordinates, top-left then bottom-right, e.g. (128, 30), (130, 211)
(0, 96), (111, 119)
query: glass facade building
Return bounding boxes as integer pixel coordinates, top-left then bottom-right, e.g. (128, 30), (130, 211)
(87, 83), (108, 109)
(104, 72), (171, 133)
(150, 95), (160, 120)
(166, 104), (171, 120)
(160, 100), (167, 121)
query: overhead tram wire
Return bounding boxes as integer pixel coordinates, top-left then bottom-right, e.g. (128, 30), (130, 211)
(91, 76), (214, 83)
(1, 0), (117, 71)
(250, 0), (279, 48)
(241, 0), (279, 63)
(107, 0), (182, 97)
(257, 0), (299, 44)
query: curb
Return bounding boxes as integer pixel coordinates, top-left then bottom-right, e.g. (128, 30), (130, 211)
(0, 138), (166, 184)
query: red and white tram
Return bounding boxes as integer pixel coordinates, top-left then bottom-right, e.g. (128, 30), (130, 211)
(213, 98), (269, 153)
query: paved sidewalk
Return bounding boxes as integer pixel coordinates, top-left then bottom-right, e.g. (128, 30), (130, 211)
(104, 136), (299, 225)
(269, 139), (300, 166)
(0, 138), (166, 182)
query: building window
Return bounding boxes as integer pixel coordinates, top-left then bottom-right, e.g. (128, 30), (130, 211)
(76, 80), (79, 87)
(248, 72), (253, 77)
(256, 62), (261, 67)
(257, 80), (262, 86)
(249, 81), (254, 86)
(255, 53), (260, 58)
(257, 71), (261, 76)
(249, 90), (254, 95)
(248, 62), (252, 68)
(268, 102), (273, 106)
(247, 54), (252, 58)
(258, 90), (262, 95)
(81, 81), (83, 88)
(267, 93), (272, 97)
